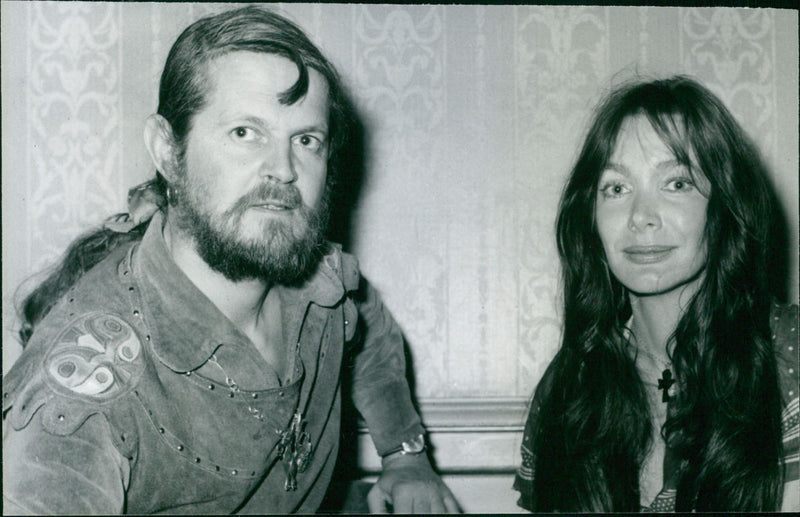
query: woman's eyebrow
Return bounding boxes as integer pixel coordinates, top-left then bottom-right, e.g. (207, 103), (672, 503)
(655, 158), (686, 171)
(601, 162), (629, 176)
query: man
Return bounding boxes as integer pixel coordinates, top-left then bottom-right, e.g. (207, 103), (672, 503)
(2, 6), (458, 514)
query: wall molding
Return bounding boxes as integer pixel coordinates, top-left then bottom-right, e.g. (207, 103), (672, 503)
(412, 396), (530, 430)
(357, 397), (529, 474)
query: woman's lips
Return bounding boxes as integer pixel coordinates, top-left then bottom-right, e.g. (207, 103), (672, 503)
(622, 245), (676, 264)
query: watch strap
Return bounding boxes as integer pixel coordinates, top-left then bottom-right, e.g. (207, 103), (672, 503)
(380, 433), (426, 457)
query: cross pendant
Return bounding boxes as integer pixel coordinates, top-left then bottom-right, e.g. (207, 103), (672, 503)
(657, 369), (675, 403)
(276, 412), (313, 491)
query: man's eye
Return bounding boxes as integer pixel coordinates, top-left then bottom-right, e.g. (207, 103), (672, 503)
(294, 134), (323, 152)
(230, 127), (257, 141)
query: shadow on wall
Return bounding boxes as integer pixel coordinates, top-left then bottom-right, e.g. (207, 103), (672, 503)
(318, 88), (381, 513)
(326, 89), (369, 253)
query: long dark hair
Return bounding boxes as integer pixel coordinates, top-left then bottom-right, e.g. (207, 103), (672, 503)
(531, 76), (783, 511)
(17, 6), (351, 345)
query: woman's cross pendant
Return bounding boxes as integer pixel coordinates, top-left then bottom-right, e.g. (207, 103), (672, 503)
(657, 369), (675, 403)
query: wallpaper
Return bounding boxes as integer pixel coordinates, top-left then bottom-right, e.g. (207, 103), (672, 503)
(3, 3), (798, 405)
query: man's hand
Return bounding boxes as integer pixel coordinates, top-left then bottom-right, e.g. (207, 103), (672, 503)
(367, 452), (460, 513)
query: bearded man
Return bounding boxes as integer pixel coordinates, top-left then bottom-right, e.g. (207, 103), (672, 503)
(2, 6), (458, 514)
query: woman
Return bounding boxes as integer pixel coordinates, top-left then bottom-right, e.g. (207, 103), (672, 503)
(513, 76), (798, 512)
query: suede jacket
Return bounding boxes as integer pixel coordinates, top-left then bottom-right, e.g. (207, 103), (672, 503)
(2, 211), (424, 514)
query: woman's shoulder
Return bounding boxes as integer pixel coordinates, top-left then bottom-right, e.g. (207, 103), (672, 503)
(770, 302), (798, 401)
(770, 302), (798, 332)
(771, 302), (798, 489)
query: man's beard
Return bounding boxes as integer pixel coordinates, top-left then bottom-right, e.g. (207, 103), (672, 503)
(169, 173), (330, 285)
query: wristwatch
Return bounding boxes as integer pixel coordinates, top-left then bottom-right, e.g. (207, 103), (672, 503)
(381, 434), (426, 457)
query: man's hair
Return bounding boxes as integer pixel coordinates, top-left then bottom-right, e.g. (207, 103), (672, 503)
(529, 76), (783, 511)
(17, 6), (351, 345)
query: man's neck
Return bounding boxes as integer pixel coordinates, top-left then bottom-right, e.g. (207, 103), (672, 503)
(162, 218), (270, 331)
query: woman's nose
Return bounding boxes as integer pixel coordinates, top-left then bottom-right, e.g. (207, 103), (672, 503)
(628, 191), (662, 232)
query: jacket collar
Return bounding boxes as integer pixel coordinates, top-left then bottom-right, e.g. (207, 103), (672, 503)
(132, 211), (349, 373)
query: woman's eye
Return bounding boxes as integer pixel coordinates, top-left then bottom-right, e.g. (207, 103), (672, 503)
(599, 182), (630, 198)
(665, 177), (695, 192)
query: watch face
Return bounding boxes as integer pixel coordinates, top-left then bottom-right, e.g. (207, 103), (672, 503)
(403, 434), (426, 454)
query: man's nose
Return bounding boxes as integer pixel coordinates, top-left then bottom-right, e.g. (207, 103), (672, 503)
(259, 142), (297, 183)
(628, 191), (662, 232)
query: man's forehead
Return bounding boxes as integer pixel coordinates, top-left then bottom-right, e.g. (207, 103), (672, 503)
(206, 51), (297, 87)
(202, 51), (330, 111)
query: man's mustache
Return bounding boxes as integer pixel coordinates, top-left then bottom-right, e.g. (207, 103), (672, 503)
(227, 183), (304, 215)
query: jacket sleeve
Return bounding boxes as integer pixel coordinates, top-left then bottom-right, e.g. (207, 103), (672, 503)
(3, 411), (129, 515)
(346, 274), (425, 457)
(2, 310), (144, 515)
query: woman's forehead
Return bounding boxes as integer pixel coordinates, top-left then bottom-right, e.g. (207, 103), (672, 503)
(606, 114), (711, 190)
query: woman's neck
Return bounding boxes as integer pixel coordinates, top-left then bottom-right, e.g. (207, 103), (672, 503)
(629, 281), (698, 363)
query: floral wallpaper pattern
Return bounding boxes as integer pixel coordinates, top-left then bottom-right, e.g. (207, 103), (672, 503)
(28, 3), (123, 262)
(3, 4), (797, 405)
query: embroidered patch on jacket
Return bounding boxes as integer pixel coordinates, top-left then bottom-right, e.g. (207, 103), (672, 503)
(44, 313), (144, 398)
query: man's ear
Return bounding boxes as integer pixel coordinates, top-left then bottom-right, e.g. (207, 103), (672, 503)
(143, 114), (181, 182)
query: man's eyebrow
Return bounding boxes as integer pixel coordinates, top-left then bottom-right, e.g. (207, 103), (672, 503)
(293, 123), (329, 136)
(218, 113), (270, 128)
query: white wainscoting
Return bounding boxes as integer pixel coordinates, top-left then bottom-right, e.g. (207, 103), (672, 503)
(357, 397), (530, 513)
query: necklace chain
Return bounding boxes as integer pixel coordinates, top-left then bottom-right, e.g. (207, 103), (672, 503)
(209, 354), (265, 421)
(207, 354), (312, 489)
(626, 325), (675, 402)
(632, 345), (675, 403)
(634, 343), (671, 370)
